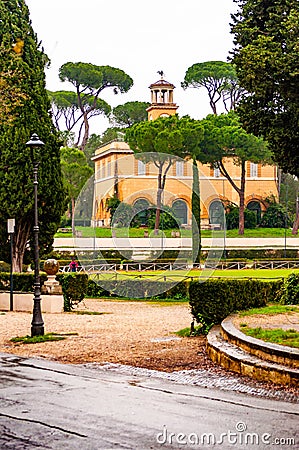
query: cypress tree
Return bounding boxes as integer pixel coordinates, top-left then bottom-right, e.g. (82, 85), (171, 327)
(0, 0), (66, 271)
(192, 159), (201, 265)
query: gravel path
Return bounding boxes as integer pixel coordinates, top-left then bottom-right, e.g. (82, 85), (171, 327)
(0, 299), (298, 402)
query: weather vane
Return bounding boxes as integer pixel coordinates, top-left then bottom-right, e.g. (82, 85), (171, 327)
(157, 70), (164, 78)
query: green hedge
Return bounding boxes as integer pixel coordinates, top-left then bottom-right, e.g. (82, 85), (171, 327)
(0, 273), (48, 292)
(280, 273), (299, 305)
(86, 279), (189, 300)
(0, 272), (88, 312)
(189, 279), (283, 328)
(56, 273), (88, 311)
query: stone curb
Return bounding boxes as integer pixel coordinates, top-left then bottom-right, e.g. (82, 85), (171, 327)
(207, 325), (299, 387)
(221, 314), (299, 369)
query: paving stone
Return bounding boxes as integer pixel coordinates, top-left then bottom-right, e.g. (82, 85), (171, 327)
(83, 362), (299, 403)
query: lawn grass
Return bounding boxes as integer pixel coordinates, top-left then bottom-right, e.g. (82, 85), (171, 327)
(239, 304), (299, 317)
(241, 326), (299, 348)
(55, 226), (298, 239)
(91, 268), (299, 282)
(10, 332), (78, 344)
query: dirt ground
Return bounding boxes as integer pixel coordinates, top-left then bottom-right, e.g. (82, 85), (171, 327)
(0, 299), (215, 372)
(1, 299), (298, 385)
(233, 311), (299, 332)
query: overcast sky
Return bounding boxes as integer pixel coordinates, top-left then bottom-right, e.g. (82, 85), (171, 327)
(25, 0), (238, 134)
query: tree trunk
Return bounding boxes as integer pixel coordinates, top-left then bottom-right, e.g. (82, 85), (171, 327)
(192, 158), (201, 264)
(71, 197), (76, 235)
(238, 161), (246, 235)
(154, 188), (162, 235)
(12, 219), (31, 272)
(292, 195), (299, 235)
(154, 166), (164, 235)
(80, 112), (90, 151)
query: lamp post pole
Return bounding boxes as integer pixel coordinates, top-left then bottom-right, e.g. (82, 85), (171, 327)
(26, 133), (45, 337)
(7, 219), (15, 311)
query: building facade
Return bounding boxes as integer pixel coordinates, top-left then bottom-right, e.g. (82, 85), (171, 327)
(92, 75), (278, 228)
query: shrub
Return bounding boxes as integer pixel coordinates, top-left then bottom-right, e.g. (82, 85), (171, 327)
(226, 206), (257, 229)
(0, 272), (48, 292)
(57, 273), (89, 311)
(189, 279), (282, 330)
(280, 273), (299, 305)
(86, 279), (189, 300)
(260, 203), (291, 228)
(0, 261), (10, 272)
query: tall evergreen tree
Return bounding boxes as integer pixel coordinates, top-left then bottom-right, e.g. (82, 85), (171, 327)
(0, 0), (66, 271)
(230, 0), (299, 177)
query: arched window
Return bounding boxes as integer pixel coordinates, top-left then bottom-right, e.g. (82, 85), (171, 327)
(209, 200), (225, 227)
(172, 199), (188, 225)
(133, 198), (150, 226)
(247, 201), (262, 224)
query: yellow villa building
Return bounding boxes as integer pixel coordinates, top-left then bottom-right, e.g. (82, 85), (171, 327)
(92, 75), (278, 228)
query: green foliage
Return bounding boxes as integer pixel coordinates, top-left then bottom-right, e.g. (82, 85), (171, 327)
(226, 206), (257, 229)
(86, 279), (189, 300)
(239, 304), (298, 316)
(11, 333), (66, 344)
(60, 147), (93, 200)
(58, 62), (133, 150)
(84, 133), (103, 167)
(0, 0), (66, 271)
(110, 201), (138, 228)
(189, 279), (282, 327)
(241, 326), (299, 348)
(56, 273), (89, 311)
(148, 206), (181, 230)
(60, 147), (93, 230)
(101, 127), (124, 144)
(280, 273), (299, 305)
(125, 115), (204, 231)
(198, 112), (271, 234)
(260, 203), (292, 228)
(0, 272), (47, 292)
(181, 60), (243, 114)
(48, 90), (110, 136)
(111, 101), (150, 127)
(231, 0), (299, 177)
(0, 261), (10, 272)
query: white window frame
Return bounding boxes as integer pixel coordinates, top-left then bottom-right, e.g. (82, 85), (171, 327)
(250, 162), (258, 178)
(214, 167), (220, 178)
(176, 161), (184, 177)
(137, 160), (146, 176)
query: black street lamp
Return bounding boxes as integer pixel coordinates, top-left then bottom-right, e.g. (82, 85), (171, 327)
(26, 133), (45, 337)
(7, 218), (15, 311)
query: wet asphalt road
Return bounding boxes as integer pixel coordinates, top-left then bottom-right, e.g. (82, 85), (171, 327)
(0, 353), (298, 449)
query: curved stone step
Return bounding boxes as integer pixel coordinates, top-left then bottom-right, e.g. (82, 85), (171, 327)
(207, 325), (299, 386)
(221, 315), (299, 369)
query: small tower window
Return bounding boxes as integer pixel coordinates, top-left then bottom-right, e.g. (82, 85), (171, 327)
(176, 161), (184, 177)
(137, 160), (146, 176)
(214, 167), (220, 178)
(250, 163), (258, 177)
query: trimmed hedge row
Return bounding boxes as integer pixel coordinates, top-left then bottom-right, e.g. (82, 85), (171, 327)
(0, 272), (88, 312)
(86, 279), (189, 300)
(189, 279), (283, 328)
(0, 273), (48, 292)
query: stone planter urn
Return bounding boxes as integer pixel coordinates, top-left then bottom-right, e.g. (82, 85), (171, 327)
(42, 259), (62, 295)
